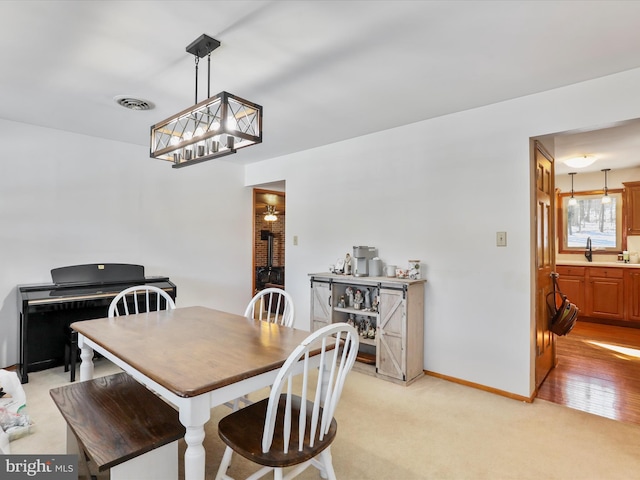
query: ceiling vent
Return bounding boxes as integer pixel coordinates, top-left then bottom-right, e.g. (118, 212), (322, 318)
(114, 96), (154, 111)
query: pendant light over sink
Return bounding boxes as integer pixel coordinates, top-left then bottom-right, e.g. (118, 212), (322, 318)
(601, 168), (612, 204)
(568, 172), (578, 206)
(150, 34), (263, 169)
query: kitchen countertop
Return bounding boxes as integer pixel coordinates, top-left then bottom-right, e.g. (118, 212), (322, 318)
(557, 260), (640, 268)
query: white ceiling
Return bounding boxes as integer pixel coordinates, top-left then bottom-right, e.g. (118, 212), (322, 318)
(3, 1), (640, 169)
(552, 118), (640, 175)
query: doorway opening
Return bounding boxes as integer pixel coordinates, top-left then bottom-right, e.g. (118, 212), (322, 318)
(253, 187), (286, 295)
(533, 118), (640, 422)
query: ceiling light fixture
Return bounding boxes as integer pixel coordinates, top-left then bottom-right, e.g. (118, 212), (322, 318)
(264, 205), (278, 222)
(564, 155), (596, 169)
(601, 168), (611, 204)
(568, 172), (578, 206)
(150, 34), (263, 169)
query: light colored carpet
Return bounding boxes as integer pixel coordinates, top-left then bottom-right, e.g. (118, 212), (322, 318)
(9, 359), (640, 479)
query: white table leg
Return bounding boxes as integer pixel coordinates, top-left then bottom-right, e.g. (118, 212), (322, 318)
(78, 335), (94, 381)
(179, 395), (211, 480)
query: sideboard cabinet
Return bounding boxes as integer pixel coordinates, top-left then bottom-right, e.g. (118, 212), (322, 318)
(309, 273), (425, 385)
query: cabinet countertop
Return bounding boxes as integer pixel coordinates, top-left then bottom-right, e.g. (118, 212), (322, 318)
(309, 272), (426, 284)
(557, 261), (640, 268)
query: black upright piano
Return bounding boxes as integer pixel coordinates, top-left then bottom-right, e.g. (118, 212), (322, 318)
(17, 263), (177, 383)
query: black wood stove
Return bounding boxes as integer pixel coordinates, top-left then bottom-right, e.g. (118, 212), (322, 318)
(255, 230), (284, 291)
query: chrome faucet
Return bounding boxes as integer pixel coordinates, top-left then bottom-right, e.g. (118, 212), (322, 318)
(585, 237), (593, 262)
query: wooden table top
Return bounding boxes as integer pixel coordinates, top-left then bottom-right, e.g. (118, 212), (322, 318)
(71, 306), (312, 398)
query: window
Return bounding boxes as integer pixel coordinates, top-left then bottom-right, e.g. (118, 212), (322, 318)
(558, 189), (623, 253)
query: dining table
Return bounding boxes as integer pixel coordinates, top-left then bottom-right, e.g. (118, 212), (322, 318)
(72, 305), (322, 480)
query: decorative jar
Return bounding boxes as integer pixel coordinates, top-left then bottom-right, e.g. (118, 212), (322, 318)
(408, 260), (421, 279)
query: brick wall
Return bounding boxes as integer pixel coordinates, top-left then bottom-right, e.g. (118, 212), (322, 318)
(255, 213), (285, 267)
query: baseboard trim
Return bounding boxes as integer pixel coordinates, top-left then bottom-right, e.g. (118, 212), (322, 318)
(424, 370), (533, 403)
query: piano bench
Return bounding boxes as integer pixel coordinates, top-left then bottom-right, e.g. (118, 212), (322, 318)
(50, 372), (185, 480)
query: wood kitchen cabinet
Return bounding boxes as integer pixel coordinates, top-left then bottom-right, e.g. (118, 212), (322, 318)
(586, 267), (624, 320)
(626, 269), (640, 322)
(555, 266), (585, 313)
(309, 273), (425, 385)
(556, 264), (640, 325)
(624, 181), (640, 235)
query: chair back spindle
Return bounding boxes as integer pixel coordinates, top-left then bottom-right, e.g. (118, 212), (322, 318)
(108, 285), (176, 318)
(262, 323), (359, 454)
(244, 287), (295, 327)
(216, 323), (358, 480)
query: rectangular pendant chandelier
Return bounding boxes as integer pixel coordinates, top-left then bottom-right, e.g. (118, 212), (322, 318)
(149, 35), (263, 169)
(150, 91), (262, 168)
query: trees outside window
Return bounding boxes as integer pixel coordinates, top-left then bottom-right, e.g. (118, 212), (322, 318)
(559, 190), (623, 253)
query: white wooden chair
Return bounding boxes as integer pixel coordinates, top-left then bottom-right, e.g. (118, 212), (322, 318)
(215, 323), (359, 480)
(65, 285), (176, 381)
(108, 285), (176, 317)
(230, 288), (296, 410)
(244, 288), (295, 327)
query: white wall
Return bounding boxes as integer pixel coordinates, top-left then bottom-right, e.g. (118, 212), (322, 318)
(246, 67), (640, 398)
(5, 67), (640, 398)
(0, 120), (253, 369)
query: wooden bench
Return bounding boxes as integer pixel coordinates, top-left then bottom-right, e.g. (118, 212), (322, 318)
(50, 372), (185, 480)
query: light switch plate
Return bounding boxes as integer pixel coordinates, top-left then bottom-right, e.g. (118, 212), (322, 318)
(496, 231), (507, 247)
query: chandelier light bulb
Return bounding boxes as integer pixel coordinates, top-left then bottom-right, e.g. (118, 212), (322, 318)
(226, 117), (237, 130)
(194, 128), (206, 156)
(183, 131), (194, 160)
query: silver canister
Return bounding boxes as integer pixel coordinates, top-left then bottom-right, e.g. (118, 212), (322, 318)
(369, 258), (382, 277)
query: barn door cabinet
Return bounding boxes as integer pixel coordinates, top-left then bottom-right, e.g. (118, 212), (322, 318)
(309, 273), (425, 385)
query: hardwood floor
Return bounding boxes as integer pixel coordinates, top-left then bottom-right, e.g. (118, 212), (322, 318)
(537, 320), (640, 425)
